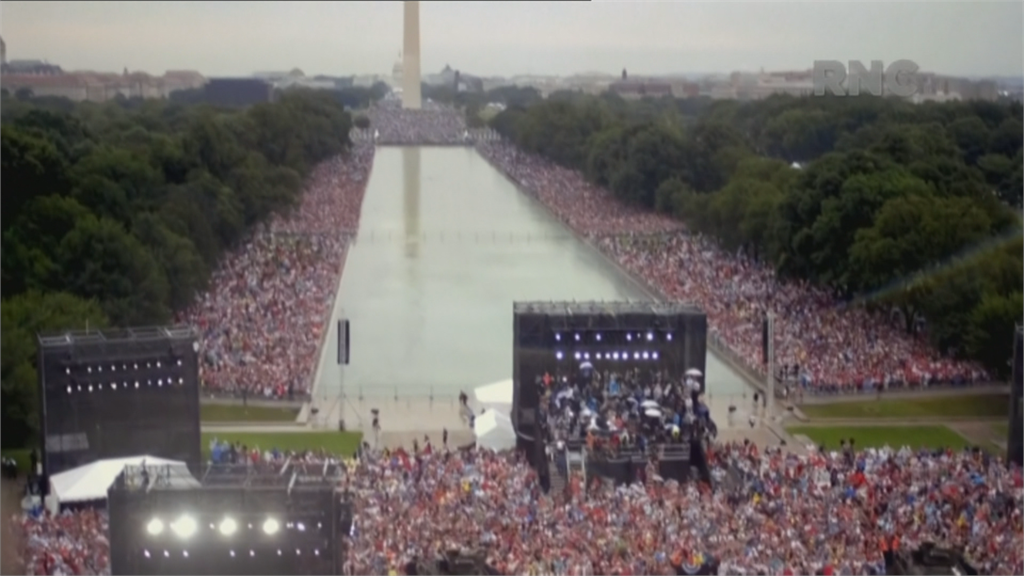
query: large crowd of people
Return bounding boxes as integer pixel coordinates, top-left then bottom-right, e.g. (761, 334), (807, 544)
(16, 508), (109, 576)
(344, 441), (1022, 575)
(476, 142), (990, 394)
(366, 101), (469, 145)
(13, 439), (1023, 575)
(538, 366), (713, 457)
(177, 145), (374, 399)
(13, 110), (1021, 576)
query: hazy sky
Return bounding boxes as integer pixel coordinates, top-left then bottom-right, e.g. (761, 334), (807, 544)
(1, 1), (1021, 78)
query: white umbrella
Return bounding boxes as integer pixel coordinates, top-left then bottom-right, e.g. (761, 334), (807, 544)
(579, 361), (594, 371)
(640, 399), (659, 409)
(686, 368), (703, 377)
(644, 408), (662, 418)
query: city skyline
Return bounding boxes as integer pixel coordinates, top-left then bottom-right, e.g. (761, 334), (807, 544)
(1, 1), (1021, 79)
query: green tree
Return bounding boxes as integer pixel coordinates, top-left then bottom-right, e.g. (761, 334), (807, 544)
(56, 216), (170, 325)
(1, 126), (72, 231)
(848, 195), (995, 332)
(1, 292), (109, 447)
(965, 291), (1023, 378)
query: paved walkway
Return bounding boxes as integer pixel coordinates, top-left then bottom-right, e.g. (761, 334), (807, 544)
(201, 424), (318, 433)
(1, 479), (23, 576)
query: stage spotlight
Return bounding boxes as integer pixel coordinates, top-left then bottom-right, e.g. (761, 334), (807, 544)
(147, 518), (164, 536)
(653, 352), (660, 360)
(612, 352), (619, 360)
(596, 333), (602, 341)
(144, 550), (151, 558)
(296, 522), (306, 532)
(596, 353), (603, 360)
(626, 334), (633, 342)
(555, 351), (564, 360)
(643, 352), (650, 360)
(219, 518), (238, 536)
(633, 352), (640, 360)
(574, 352), (581, 360)
(183, 551), (189, 558)
(666, 333), (673, 341)
(555, 333), (561, 341)
(171, 515), (197, 539)
(163, 551), (169, 558)
(574, 333), (580, 341)
(277, 549), (282, 556)
(263, 518), (280, 535)
(250, 550), (255, 557)
(230, 550), (236, 557)
(647, 332), (654, 341)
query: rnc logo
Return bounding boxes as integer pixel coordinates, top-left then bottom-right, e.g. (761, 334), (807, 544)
(812, 59), (920, 97)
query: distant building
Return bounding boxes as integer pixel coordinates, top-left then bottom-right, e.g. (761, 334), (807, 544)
(162, 70), (207, 94)
(750, 71), (814, 99)
(424, 64), (456, 87)
(672, 81), (701, 98)
(2, 74), (87, 100)
(2, 59), (63, 76)
(205, 78), (273, 107)
(609, 79), (672, 100)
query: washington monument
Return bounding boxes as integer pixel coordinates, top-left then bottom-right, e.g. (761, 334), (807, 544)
(402, 1), (422, 110)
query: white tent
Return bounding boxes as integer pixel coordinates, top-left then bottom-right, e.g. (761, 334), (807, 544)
(50, 455), (198, 505)
(473, 379), (513, 414)
(474, 409), (516, 452)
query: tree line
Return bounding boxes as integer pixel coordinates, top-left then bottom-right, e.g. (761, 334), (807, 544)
(491, 94), (1023, 378)
(0, 89), (354, 447)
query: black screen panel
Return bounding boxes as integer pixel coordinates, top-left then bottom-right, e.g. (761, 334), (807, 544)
(38, 327), (202, 476)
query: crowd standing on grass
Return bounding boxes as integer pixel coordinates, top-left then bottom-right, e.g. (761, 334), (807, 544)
(178, 145), (374, 399)
(16, 508), (110, 576)
(476, 142), (990, 394)
(366, 101), (469, 145)
(343, 442), (1023, 575)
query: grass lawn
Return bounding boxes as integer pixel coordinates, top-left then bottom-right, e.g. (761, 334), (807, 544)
(800, 394), (1009, 419)
(201, 431), (362, 459)
(786, 425), (973, 450)
(200, 403), (300, 422)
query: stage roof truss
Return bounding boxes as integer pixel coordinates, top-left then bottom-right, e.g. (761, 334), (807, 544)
(38, 325), (198, 349)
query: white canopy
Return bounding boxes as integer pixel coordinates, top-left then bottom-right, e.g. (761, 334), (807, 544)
(473, 379), (513, 414)
(50, 455), (197, 504)
(474, 409), (516, 452)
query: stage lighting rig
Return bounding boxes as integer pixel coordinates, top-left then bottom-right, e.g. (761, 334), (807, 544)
(219, 518), (238, 536)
